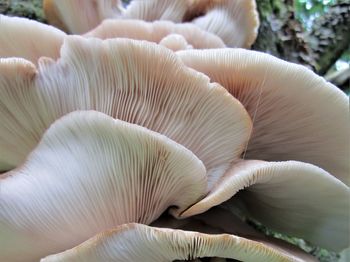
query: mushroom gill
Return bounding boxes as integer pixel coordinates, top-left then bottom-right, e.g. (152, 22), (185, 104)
(0, 110), (207, 262)
(0, 36), (252, 191)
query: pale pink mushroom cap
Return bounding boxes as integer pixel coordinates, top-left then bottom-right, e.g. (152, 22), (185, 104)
(85, 19), (225, 50)
(123, 0), (259, 48)
(180, 160), (350, 251)
(0, 15), (65, 65)
(178, 48), (350, 186)
(0, 37), (252, 191)
(43, 0), (124, 33)
(40, 223), (305, 262)
(0, 111), (207, 262)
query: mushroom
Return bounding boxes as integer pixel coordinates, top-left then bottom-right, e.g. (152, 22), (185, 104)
(0, 36), (252, 193)
(0, 110), (207, 262)
(84, 19), (226, 50)
(177, 48), (350, 186)
(123, 0), (259, 48)
(43, 0), (123, 33)
(43, 0), (259, 48)
(0, 15), (65, 65)
(40, 223), (304, 262)
(0, 15), (223, 65)
(179, 160), (350, 251)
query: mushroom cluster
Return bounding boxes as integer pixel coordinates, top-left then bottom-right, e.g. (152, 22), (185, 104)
(0, 1), (349, 262)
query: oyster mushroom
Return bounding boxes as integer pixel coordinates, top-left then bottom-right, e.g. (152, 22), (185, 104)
(43, 0), (123, 33)
(123, 0), (259, 47)
(84, 19), (226, 50)
(43, 0), (259, 48)
(0, 15), (64, 65)
(0, 15), (223, 64)
(40, 223), (304, 262)
(0, 110), (207, 262)
(180, 160), (350, 251)
(0, 36), (252, 192)
(177, 48), (350, 186)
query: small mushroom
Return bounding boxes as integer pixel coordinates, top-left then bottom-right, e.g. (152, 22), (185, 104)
(40, 223), (303, 262)
(0, 110), (207, 262)
(177, 48), (350, 186)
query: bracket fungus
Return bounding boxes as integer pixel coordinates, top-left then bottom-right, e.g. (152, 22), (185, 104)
(0, 110), (207, 262)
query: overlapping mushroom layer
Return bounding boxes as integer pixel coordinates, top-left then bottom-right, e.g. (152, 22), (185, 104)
(43, 0), (259, 48)
(0, 111), (207, 262)
(0, 6), (349, 261)
(0, 36), (251, 187)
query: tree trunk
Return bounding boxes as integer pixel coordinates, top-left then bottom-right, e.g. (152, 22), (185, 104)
(253, 0), (350, 77)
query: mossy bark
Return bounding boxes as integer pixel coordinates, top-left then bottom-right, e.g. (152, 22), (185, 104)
(254, 0), (350, 75)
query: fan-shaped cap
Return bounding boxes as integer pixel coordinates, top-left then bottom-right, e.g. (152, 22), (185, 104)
(0, 36), (252, 189)
(41, 223), (303, 262)
(178, 48), (350, 186)
(0, 15), (65, 65)
(123, 0), (259, 48)
(153, 206), (317, 262)
(159, 34), (193, 51)
(0, 110), (207, 262)
(188, 0), (259, 47)
(43, 0), (123, 33)
(123, 0), (189, 22)
(180, 160), (350, 251)
(84, 19), (225, 50)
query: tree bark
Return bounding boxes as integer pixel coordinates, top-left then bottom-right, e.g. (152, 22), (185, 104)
(253, 0), (350, 76)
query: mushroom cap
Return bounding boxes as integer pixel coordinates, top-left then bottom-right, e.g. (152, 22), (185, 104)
(180, 160), (350, 251)
(177, 48), (350, 186)
(40, 223), (303, 262)
(0, 110), (207, 262)
(0, 36), (252, 189)
(188, 0), (259, 48)
(0, 15), (65, 65)
(84, 19), (225, 49)
(123, 0), (189, 22)
(153, 206), (317, 262)
(123, 0), (259, 48)
(43, 0), (124, 34)
(159, 34), (193, 51)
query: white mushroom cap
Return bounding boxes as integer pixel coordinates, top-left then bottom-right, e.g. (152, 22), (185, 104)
(0, 36), (252, 190)
(153, 206), (317, 262)
(43, 0), (124, 33)
(188, 0), (259, 47)
(84, 19), (225, 49)
(0, 110), (207, 262)
(122, 0), (259, 48)
(159, 34), (193, 51)
(177, 48), (350, 185)
(0, 15), (65, 65)
(123, 0), (190, 22)
(40, 223), (303, 262)
(180, 160), (350, 251)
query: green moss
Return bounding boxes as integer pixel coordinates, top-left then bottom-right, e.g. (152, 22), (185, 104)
(247, 219), (340, 262)
(1, 0), (46, 22)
